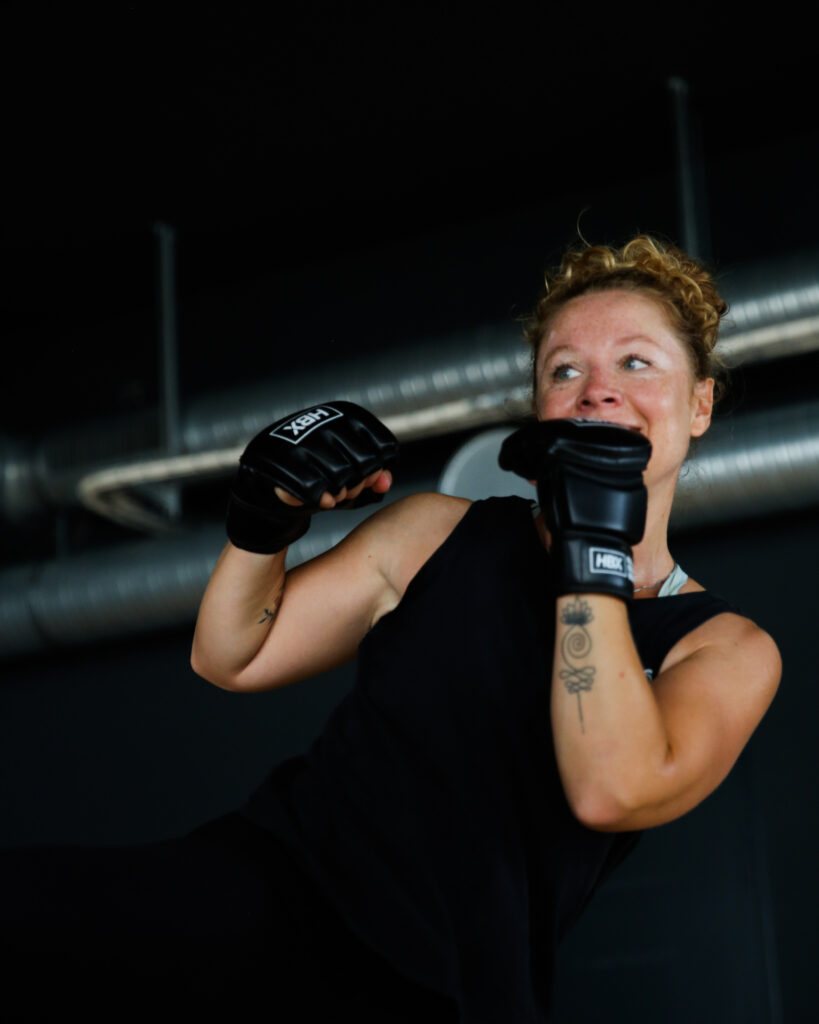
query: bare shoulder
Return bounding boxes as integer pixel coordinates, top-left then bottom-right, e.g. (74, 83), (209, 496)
(659, 603), (782, 693)
(595, 604), (781, 831)
(366, 490), (471, 535)
(228, 492), (472, 692)
(289, 490), (470, 611)
(364, 491), (473, 604)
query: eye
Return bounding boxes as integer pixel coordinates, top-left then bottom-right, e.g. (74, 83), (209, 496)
(622, 354), (650, 370)
(551, 363), (581, 381)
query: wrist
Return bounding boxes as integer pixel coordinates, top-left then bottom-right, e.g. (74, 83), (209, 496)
(226, 489), (312, 554)
(549, 532), (635, 601)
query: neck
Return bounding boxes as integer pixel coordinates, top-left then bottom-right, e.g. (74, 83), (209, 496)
(631, 475), (678, 589)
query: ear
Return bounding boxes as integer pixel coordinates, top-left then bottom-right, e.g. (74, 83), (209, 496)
(690, 377), (714, 438)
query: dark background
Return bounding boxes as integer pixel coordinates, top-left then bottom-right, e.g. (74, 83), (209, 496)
(1, 5), (817, 1022)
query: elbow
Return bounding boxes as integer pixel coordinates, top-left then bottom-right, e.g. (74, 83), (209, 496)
(190, 648), (240, 692)
(568, 747), (676, 832)
(568, 764), (667, 832)
(569, 789), (631, 832)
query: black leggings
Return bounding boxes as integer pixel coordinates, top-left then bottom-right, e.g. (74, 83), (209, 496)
(0, 812), (457, 1022)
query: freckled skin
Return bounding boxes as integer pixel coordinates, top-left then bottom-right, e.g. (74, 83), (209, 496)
(535, 289), (780, 833)
(534, 290), (713, 497)
(532, 288), (714, 591)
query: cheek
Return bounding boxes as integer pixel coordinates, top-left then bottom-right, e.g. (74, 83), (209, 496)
(648, 377), (690, 416)
(535, 387), (572, 421)
(648, 385), (699, 454)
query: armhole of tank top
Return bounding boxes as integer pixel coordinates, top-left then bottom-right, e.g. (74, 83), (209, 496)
(631, 591), (742, 680)
(365, 496), (484, 640)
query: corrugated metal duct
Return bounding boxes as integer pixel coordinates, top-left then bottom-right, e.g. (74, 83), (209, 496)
(1, 400), (818, 660)
(0, 480), (418, 661)
(3, 247), (819, 528)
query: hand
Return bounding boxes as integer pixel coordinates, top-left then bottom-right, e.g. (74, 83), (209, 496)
(499, 418), (651, 599)
(226, 401), (399, 554)
(275, 468), (393, 510)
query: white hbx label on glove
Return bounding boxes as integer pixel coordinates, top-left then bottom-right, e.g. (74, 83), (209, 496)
(589, 547), (634, 582)
(270, 406), (343, 444)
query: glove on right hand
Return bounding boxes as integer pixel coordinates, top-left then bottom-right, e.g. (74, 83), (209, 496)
(226, 401), (399, 554)
(499, 418), (651, 599)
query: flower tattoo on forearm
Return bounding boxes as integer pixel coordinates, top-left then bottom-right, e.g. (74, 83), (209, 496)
(559, 596), (595, 733)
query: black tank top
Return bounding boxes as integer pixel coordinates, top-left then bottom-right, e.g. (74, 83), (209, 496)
(238, 496), (738, 1023)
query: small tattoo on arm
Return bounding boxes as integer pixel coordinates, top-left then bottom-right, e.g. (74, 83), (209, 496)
(258, 607), (277, 625)
(559, 597), (596, 733)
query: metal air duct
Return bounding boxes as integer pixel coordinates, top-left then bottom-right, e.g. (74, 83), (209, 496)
(1, 400), (817, 660)
(3, 249), (819, 530)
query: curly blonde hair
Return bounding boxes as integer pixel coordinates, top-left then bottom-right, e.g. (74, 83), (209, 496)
(524, 235), (729, 404)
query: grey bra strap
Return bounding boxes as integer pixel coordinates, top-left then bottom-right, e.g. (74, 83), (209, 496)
(658, 563), (689, 598)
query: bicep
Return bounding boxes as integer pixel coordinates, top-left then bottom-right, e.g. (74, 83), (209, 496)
(228, 509), (397, 693)
(226, 491), (459, 694)
(604, 615), (782, 831)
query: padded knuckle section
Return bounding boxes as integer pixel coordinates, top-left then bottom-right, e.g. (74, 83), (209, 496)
(499, 418), (651, 482)
(235, 400), (398, 515)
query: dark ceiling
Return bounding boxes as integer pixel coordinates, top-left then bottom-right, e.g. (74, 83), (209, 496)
(2, 5), (817, 441)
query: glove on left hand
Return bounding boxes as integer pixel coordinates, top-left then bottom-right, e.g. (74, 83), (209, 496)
(226, 400), (398, 554)
(498, 418), (652, 599)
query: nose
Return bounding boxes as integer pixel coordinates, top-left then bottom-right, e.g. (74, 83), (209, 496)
(577, 369), (623, 412)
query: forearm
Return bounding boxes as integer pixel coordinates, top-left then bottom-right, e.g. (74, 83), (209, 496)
(551, 593), (671, 825)
(191, 541), (288, 686)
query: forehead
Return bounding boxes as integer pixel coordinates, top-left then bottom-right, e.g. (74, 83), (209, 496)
(542, 289), (678, 352)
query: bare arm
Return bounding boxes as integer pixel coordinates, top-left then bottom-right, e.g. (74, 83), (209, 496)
(191, 468), (393, 691)
(191, 481), (468, 694)
(190, 542), (289, 690)
(551, 594), (781, 831)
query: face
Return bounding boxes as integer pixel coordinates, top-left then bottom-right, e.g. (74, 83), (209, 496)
(534, 289), (714, 490)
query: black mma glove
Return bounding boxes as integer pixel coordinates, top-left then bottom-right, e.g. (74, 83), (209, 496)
(498, 418), (652, 600)
(226, 401), (399, 554)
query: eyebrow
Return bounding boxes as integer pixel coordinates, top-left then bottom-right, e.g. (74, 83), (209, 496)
(540, 335), (663, 362)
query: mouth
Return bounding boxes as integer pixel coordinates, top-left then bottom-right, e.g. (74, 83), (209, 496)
(582, 417), (645, 435)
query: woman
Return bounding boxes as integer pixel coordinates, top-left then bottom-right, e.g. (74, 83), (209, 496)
(3, 237), (780, 1022)
(189, 236), (780, 1020)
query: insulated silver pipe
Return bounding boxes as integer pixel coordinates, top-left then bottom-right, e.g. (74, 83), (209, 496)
(1, 401), (818, 660)
(3, 251), (819, 528)
(0, 481), (421, 660)
(671, 401), (819, 527)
